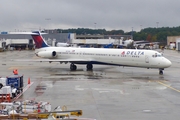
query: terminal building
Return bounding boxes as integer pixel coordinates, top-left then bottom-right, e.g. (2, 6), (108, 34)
(0, 29), (132, 50)
(167, 36), (180, 50)
(0, 31), (69, 50)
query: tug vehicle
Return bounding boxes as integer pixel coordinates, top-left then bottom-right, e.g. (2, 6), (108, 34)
(0, 69), (24, 98)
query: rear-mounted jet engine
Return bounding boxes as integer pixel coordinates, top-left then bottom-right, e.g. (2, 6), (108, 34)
(37, 51), (57, 58)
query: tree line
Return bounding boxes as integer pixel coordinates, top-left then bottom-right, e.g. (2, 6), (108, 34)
(57, 26), (180, 42)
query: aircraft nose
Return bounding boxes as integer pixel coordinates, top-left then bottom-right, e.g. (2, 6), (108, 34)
(165, 59), (172, 67)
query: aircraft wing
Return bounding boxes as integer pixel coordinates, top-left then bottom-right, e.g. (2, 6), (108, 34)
(13, 58), (93, 63)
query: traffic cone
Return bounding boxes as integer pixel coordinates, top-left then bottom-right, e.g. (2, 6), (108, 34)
(8, 94), (11, 102)
(37, 104), (41, 113)
(6, 94), (11, 102)
(28, 78), (31, 84)
(1, 94), (3, 102)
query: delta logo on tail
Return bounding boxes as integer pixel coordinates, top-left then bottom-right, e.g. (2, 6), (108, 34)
(31, 31), (49, 48)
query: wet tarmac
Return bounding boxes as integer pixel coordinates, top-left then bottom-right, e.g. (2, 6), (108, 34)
(0, 49), (180, 120)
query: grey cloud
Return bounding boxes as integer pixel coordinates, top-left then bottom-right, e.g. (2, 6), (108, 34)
(0, 0), (180, 32)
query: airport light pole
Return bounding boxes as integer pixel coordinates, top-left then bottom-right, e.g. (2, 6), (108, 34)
(156, 22), (159, 28)
(94, 23), (96, 29)
(45, 18), (51, 31)
(131, 27), (133, 39)
(140, 25), (142, 31)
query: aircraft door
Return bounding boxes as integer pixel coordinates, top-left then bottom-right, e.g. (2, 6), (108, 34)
(145, 55), (149, 63)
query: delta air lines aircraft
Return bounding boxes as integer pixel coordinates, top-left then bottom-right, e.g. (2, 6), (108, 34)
(30, 31), (171, 75)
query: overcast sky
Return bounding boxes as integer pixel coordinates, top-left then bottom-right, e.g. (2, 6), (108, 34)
(0, 0), (180, 32)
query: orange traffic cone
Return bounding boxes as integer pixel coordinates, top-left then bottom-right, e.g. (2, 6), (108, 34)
(28, 78), (31, 84)
(8, 94), (11, 102)
(37, 104), (41, 113)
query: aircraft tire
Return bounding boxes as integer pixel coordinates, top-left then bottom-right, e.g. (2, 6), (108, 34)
(70, 64), (77, 71)
(87, 64), (93, 70)
(159, 70), (163, 75)
(73, 65), (77, 70)
(70, 64), (74, 70)
(70, 66), (73, 71)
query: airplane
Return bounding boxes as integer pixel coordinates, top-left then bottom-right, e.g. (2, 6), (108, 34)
(29, 31), (171, 75)
(103, 43), (113, 48)
(56, 42), (70, 47)
(133, 41), (160, 49)
(56, 33), (70, 47)
(122, 38), (134, 48)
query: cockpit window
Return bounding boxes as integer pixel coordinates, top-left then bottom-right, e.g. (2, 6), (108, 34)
(152, 53), (162, 57)
(155, 53), (157, 57)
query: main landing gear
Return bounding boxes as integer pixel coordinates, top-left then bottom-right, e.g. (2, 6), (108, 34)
(159, 68), (164, 75)
(70, 63), (93, 71)
(70, 63), (77, 71)
(86, 64), (93, 71)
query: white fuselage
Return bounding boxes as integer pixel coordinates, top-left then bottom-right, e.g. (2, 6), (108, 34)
(35, 47), (171, 69)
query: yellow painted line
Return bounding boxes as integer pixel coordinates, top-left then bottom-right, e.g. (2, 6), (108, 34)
(8, 66), (37, 70)
(13, 82), (34, 101)
(157, 81), (180, 93)
(8, 67), (21, 70)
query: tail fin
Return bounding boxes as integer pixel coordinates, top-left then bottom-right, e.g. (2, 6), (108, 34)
(67, 33), (71, 44)
(31, 31), (49, 49)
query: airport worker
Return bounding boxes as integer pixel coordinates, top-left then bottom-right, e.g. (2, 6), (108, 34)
(13, 69), (18, 75)
(15, 69), (18, 75)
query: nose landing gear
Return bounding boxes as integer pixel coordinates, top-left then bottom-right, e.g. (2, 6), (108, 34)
(159, 68), (164, 75)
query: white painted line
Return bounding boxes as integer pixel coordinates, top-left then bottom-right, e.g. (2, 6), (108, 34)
(13, 82), (34, 101)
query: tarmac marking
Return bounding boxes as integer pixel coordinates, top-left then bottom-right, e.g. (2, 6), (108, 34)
(157, 81), (180, 93)
(8, 66), (37, 70)
(13, 82), (34, 101)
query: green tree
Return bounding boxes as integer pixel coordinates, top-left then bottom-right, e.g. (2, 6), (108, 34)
(146, 34), (152, 42)
(151, 35), (157, 42)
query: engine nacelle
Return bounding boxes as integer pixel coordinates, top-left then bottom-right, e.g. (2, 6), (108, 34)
(37, 51), (57, 58)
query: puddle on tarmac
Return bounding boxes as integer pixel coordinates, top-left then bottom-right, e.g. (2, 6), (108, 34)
(35, 85), (46, 90)
(35, 83), (47, 96)
(50, 71), (104, 80)
(131, 77), (150, 80)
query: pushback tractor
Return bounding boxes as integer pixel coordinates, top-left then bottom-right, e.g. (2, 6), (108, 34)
(0, 71), (24, 99)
